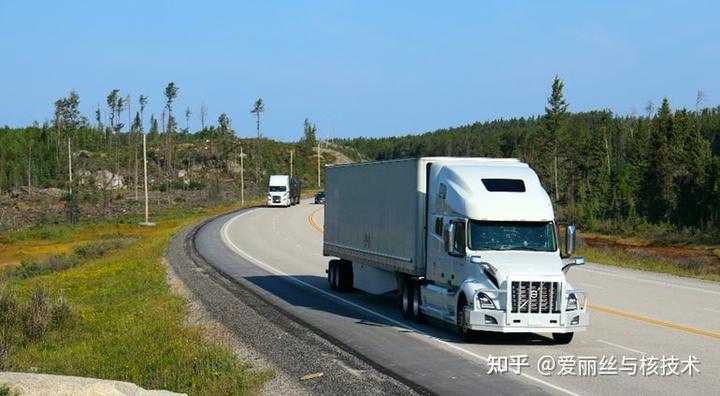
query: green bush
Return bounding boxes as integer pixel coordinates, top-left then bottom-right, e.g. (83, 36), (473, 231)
(0, 383), (19, 396)
(15, 261), (43, 279)
(23, 287), (51, 341)
(0, 289), (20, 369)
(73, 239), (127, 259)
(51, 295), (73, 329)
(44, 254), (79, 272)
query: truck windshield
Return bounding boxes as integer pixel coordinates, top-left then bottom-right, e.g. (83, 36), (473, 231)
(468, 221), (557, 252)
(269, 186), (287, 192)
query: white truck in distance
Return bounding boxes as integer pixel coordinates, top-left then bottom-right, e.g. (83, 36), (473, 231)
(267, 175), (301, 207)
(323, 157), (588, 343)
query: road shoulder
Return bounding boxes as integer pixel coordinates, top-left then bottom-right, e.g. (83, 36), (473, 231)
(165, 213), (420, 395)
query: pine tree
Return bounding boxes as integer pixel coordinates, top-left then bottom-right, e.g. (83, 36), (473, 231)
(676, 112), (712, 225)
(642, 98), (674, 222)
(250, 98), (265, 184)
(149, 115), (159, 143)
(536, 75), (569, 201)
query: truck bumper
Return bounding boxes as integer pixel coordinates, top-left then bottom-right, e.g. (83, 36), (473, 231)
(267, 197), (290, 206)
(466, 308), (589, 333)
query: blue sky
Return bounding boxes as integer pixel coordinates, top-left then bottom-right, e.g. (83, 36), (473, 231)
(1, 1), (718, 141)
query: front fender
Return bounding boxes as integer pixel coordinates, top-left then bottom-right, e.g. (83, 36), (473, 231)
(457, 277), (498, 308)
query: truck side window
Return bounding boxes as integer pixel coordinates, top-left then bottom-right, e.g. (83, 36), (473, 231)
(438, 183), (447, 199)
(434, 217), (443, 236)
(452, 221), (466, 256)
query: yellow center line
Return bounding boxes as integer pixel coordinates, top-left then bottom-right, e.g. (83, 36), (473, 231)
(588, 304), (720, 340)
(306, 209), (720, 340)
(308, 206), (324, 234)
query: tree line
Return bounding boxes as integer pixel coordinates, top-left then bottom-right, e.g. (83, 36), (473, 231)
(342, 77), (720, 231)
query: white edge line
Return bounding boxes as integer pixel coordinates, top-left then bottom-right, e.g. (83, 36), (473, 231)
(703, 307), (720, 314)
(596, 339), (646, 355)
(219, 210), (581, 396)
(576, 267), (720, 296)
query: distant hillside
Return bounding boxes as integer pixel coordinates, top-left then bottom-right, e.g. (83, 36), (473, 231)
(0, 123), (353, 231)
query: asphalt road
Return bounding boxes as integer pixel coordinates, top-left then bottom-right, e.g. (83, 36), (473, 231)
(195, 199), (720, 395)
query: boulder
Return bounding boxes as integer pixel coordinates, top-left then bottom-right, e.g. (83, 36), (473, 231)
(39, 187), (65, 198)
(0, 372), (186, 396)
(226, 160), (241, 174)
(77, 170), (92, 185)
(95, 170), (126, 190)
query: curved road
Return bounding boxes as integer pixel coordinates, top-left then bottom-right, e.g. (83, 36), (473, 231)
(194, 199), (720, 395)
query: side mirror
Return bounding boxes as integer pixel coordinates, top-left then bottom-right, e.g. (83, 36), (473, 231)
(562, 224), (576, 258)
(562, 256), (585, 273)
(445, 222), (455, 254)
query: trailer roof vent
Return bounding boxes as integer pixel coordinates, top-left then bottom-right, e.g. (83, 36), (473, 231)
(481, 178), (526, 192)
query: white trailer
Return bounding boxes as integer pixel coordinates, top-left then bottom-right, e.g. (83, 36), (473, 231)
(323, 157), (588, 343)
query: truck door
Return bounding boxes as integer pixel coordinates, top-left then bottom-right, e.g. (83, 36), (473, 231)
(438, 218), (467, 289)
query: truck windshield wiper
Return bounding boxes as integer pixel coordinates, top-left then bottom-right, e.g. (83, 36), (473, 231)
(508, 246), (544, 251)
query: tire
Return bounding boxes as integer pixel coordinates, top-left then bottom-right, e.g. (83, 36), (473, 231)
(552, 332), (574, 344)
(338, 260), (353, 292)
(328, 260), (338, 291)
(401, 278), (414, 319)
(456, 296), (474, 341)
(412, 282), (424, 323)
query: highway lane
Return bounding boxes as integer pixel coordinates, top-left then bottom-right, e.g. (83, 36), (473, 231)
(201, 200), (720, 395)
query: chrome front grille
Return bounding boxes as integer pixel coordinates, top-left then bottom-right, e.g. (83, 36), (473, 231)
(510, 281), (560, 314)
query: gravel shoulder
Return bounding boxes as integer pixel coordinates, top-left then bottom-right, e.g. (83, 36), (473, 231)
(164, 210), (421, 395)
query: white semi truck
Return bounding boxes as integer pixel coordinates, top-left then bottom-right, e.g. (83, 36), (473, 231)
(267, 175), (301, 207)
(323, 157), (588, 343)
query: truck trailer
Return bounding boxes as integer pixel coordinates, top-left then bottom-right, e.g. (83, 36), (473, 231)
(323, 157), (588, 343)
(267, 175), (301, 207)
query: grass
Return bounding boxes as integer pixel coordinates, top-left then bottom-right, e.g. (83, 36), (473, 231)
(0, 198), (273, 395)
(577, 243), (720, 282)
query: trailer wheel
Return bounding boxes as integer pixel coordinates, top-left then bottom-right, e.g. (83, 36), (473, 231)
(338, 260), (353, 292)
(456, 296), (474, 341)
(552, 332), (574, 344)
(401, 278), (414, 319)
(328, 260), (339, 291)
(412, 282), (424, 323)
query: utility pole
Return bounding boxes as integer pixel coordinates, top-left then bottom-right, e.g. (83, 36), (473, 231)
(240, 146), (245, 205)
(290, 149), (294, 178)
(317, 140), (321, 187)
(68, 137), (72, 194)
(27, 144), (32, 188)
(139, 132), (155, 226)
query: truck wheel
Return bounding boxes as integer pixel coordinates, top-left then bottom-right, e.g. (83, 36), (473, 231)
(328, 260), (339, 291)
(401, 279), (414, 319)
(456, 296), (474, 341)
(338, 260), (353, 292)
(552, 332), (574, 344)
(412, 282), (424, 323)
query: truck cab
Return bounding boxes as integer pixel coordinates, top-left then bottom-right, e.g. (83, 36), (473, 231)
(423, 161), (587, 343)
(267, 175), (292, 207)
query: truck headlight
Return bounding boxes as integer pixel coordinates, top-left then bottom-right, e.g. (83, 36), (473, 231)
(566, 293), (577, 311)
(474, 292), (496, 310)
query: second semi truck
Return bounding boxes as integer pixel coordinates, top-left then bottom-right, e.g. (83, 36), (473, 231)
(267, 175), (301, 207)
(323, 157), (588, 343)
